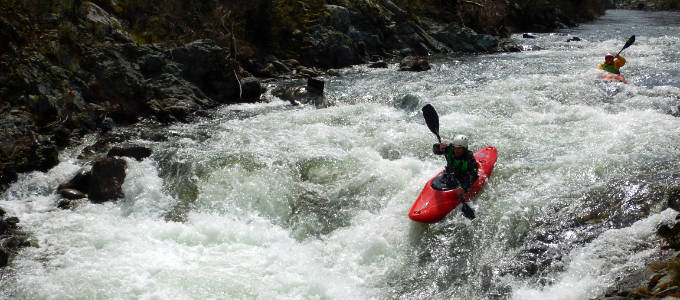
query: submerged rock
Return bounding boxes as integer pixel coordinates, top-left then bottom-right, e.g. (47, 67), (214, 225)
(399, 56), (430, 72)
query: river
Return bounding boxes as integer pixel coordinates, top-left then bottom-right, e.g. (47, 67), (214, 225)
(1, 9), (679, 300)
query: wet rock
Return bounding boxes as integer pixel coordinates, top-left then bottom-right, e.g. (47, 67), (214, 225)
(297, 66), (320, 77)
(59, 169), (92, 193)
(271, 59), (291, 74)
(240, 77), (263, 102)
(59, 188), (87, 200)
(271, 80), (329, 108)
(57, 199), (74, 209)
(3, 217), (19, 228)
(79, 138), (110, 159)
(88, 157), (126, 203)
(1, 235), (29, 248)
(0, 162), (18, 190)
(669, 101), (680, 117)
(395, 94), (421, 111)
(566, 36), (582, 42)
(107, 146), (152, 161)
(0, 248), (8, 267)
(399, 56), (430, 72)
(368, 61), (388, 68)
(657, 218), (680, 250)
(523, 33), (537, 39)
(307, 78), (324, 95)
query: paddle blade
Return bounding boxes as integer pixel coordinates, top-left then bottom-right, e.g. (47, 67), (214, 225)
(461, 202), (475, 220)
(617, 35), (635, 56)
(421, 104), (441, 143)
(623, 35), (635, 49)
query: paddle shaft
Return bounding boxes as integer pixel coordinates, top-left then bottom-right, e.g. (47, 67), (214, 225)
(616, 35), (635, 56)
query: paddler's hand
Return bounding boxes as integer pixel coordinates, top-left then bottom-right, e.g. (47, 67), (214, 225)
(439, 142), (447, 150)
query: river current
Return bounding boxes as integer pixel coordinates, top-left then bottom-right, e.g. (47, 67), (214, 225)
(1, 9), (680, 300)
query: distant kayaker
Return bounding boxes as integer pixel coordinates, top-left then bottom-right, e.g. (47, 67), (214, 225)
(598, 52), (626, 75)
(433, 134), (479, 199)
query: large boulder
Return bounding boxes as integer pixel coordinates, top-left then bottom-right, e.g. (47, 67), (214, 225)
(88, 157), (126, 203)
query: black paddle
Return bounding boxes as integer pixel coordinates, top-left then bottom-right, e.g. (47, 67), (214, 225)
(421, 104), (441, 144)
(421, 104), (475, 220)
(616, 35), (635, 56)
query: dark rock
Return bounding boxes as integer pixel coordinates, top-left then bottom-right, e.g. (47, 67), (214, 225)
(272, 81), (329, 108)
(0, 248), (8, 267)
(57, 199), (73, 209)
(323, 5), (351, 33)
(670, 102), (680, 117)
(170, 39), (241, 103)
(399, 56), (430, 72)
(271, 60), (291, 74)
(139, 53), (167, 76)
(1, 236), (29, 248)
(240, 77), (262, 101)
(52, 125), (73, 147)
(523, 33), (537, 39)
(307, 78), (325, 95)
(59, 188), (87, 200)
(0, 18), (21, 56)
(297, 66), (320, 77)
(657, 220), (680, 250)
(88, 157), (126, 203)
(145, 73), (216, 122)
(567, 36), (582, 42)
(79, 138), (110, 159)
(4, 217), (19, 228)
(368, 61), (388, 68)
(59, 169), (92, 193)
(302, 26), (365, 68)
(107, 146), (152, 161)
(0, 206), (4, 218)
(0, 162), (18, 188)
(430, 24), (512, 53)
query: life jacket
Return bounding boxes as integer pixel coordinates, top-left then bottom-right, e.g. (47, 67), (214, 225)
(598, 56), (625, 75)
(444, 149), (474, 173)
(600, 62), (620, 74)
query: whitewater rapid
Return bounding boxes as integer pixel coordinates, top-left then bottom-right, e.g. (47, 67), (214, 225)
(1, 9), (680, 299)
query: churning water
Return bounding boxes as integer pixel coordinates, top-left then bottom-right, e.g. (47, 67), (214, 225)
(1, 9), (680, 300)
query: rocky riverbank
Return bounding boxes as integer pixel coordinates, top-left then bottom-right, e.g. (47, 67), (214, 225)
(0, 0), (611, 193)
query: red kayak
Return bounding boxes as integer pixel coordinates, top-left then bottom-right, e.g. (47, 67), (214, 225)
(408, 146), (498, 223)
(600, 73), (627, 83)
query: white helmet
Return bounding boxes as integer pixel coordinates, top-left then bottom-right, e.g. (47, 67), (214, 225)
(452, 134), (469, 148)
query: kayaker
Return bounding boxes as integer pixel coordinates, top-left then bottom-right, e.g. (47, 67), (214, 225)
(598, 52), (626, 75)
(433, 134), (479, 199)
